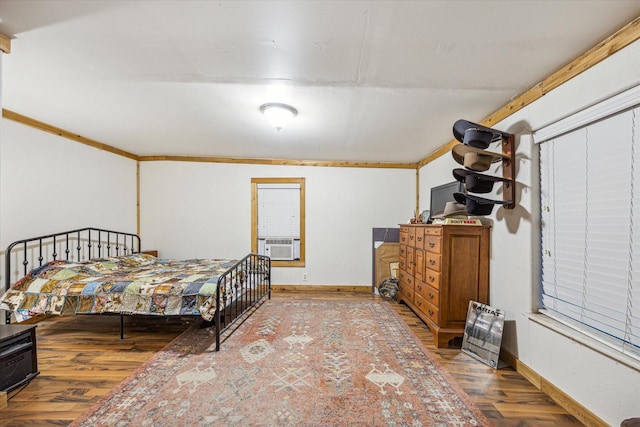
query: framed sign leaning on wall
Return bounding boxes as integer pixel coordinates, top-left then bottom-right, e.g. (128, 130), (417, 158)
(461, 301), (506, 368)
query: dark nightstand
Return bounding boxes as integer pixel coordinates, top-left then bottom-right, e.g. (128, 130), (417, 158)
(0, 324), (39, 392)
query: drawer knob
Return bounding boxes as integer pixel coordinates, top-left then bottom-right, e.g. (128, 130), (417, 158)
(429, 276), (435, 282)
(429, 260), (435, 265)
(428, 309), (434, 316)
(428, 292), (434, 299)
(429, 242), (435, 248)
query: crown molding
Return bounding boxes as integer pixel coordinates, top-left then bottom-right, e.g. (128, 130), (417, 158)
(138, 155), (416, 169)
(2, 109), (417, 169)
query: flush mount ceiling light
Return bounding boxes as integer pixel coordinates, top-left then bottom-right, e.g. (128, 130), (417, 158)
(260, 103), (298, 131)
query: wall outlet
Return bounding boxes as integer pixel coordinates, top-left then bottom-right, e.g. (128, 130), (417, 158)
(302, 272), (308, 281)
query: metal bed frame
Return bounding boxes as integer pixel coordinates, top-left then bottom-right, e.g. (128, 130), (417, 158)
(3, 227), (271, 351)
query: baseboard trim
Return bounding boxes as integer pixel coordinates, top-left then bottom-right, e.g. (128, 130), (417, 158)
(271, 284), (372, 293)
(500, 349), (608, 427)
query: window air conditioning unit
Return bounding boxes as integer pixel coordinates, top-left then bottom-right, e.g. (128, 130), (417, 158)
(264, 238), (294, 260)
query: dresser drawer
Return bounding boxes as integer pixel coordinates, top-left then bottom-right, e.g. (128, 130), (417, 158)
(424, 227), (442, 236)
(414, 293), (439, 324)
(399, 267), (413, 287)
(398, 276), (410, 292)
(413, 294), (440, 325)
(398, 269), (406, 283)
(406, 247), (415, 275)
(399, 255), (407, 272)
(414, 280), (427, 300)
(424, 235), (441, 253)
(424, 269), (440, 289)
(414, 227), (424, 249)
(415, 281), (439, 307)
(408, 227), (416, 246)
(414, 249), (425, 282)
(414, 282), (440, 307)
(400, 228), (409, 245)
(425, 252), (441, 272)
(405, 274), (414, 288)
(398, 284), (414, 304)
(399, 244), (407, 258)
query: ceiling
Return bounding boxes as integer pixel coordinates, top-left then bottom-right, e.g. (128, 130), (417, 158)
(1, 1), (639, 165)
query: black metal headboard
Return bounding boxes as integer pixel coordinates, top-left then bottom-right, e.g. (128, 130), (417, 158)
(4, 227), (140, 301)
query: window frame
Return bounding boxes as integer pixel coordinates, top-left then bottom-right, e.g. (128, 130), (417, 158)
(533, 83), (640, 362)
(251, 177), (305, 267)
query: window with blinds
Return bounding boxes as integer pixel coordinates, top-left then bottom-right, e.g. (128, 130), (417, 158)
(251, 177), (305, 266)
(535, 84), (640, 360)
(257, 183), (300, 239)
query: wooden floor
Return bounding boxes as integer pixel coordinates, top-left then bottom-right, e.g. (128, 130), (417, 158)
(0, 290), (584, 427)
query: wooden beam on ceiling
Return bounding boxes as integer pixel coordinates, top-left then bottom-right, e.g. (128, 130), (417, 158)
(0, 33), (10, 54)
(417, 15), (640, 169)
(2, 109), (139, 160)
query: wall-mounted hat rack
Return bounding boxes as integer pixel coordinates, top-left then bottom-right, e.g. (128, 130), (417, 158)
(451, 119), (516, 215)
(501, 133), (516, 209)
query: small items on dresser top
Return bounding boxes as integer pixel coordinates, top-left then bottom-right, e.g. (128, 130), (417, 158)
(430, 217), (483, 226)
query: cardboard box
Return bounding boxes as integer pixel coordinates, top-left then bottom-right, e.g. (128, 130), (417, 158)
(374, 242), (399, 287)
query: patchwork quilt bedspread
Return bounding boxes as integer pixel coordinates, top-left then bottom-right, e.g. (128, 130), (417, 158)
(0, 254), (240, 322)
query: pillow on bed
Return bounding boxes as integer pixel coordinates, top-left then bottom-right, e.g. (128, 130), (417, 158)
(112, 253), (158, 267)
(82, 253), (158, 274)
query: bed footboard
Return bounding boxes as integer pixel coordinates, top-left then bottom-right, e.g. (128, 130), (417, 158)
(214, 253), (271, 351)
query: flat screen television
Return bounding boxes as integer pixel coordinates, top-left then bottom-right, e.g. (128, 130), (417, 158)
(429, 181), (464, 221)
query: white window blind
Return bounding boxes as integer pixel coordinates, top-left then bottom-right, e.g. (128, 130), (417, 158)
(257, 183), (300, 239)
(536, 90), (640, 360)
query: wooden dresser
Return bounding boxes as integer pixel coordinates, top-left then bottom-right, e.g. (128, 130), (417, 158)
(398, 224), (490, 347)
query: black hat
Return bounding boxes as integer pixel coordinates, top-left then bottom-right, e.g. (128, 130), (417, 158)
(453, 119), (511, 149)
(454, 192), (512, 216)
(452, 168), (510, 193)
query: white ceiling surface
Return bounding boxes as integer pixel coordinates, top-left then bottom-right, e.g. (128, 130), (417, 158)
(1, 1), (639, 164)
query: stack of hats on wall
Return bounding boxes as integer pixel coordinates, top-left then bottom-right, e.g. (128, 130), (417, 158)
(451, 119), (513, 216)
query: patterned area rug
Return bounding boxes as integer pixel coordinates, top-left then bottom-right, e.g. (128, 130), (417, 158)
(71, 301), (491, 426)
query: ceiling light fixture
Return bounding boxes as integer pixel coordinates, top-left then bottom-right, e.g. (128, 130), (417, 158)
(260, 103), (298, 131)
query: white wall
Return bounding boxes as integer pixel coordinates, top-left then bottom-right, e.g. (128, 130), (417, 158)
(419, 39), (640, 425)
(140, 161), (415, 286)
(418, 150), (459, 212)
(0, 119), (138, 275)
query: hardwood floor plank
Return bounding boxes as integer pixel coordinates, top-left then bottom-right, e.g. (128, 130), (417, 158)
(0, 290), (585, 426)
